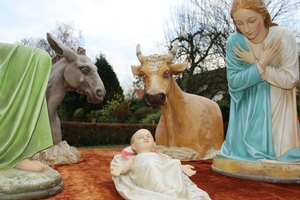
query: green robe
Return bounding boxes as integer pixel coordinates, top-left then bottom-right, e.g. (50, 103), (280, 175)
(0, 43), (53, 170)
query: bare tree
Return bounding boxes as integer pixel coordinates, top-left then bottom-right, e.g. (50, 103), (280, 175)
(161, 0), (231, 97)
(15, 21), (84, 57)
(51, 21), (84, 48)
(16, 37), (53, 55)
(125, 75), (145, 99)
(266, 0), (300, 24)
(162, 0), (300, 99)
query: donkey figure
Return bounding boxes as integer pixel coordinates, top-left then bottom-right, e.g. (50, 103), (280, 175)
(46, 32), (106, 145)
(33, 33), (105, 165)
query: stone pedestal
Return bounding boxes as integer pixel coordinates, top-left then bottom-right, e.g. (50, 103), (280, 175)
(212, 157), (300, 184)
(0, 167), (63, 199)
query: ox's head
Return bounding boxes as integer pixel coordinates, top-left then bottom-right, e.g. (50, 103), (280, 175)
(47, 32), (106, 104)
(131, 41), (189, 106)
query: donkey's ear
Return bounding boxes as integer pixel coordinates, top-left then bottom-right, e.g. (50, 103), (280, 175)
(46, 32), (77, 62)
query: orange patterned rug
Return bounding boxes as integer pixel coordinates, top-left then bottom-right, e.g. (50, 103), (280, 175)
(47, 148), (300, 200)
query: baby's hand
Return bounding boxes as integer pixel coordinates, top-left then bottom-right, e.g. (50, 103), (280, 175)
(110, 167), (122, 177)
(181, 164), (196, 177)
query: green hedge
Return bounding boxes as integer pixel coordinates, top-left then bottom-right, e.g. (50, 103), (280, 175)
(61, 121), (228, 147)
(61, 122), (157, 146)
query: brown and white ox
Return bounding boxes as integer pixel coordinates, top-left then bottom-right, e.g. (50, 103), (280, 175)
(46, 33), (106, 145)
(131, 42), (224, 159)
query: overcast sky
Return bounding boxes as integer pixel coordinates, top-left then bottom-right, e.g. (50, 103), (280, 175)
(1, 0), (299, 92)
(0, 0), (182, 91)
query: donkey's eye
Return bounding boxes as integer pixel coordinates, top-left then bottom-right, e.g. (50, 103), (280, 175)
(81, 67), (89, 74)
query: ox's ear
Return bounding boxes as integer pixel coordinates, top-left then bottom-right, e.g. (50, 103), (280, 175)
(46, 32), (77, 62)
(169, 62), (189, 75)
(131, 65), (143, 75)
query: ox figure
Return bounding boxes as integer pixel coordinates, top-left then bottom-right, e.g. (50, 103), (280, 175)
(131, 41), (224, 159)
(33, 33), (105, 165)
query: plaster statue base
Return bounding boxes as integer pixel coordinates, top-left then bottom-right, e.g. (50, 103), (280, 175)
(156, 145), (219, 161)
(211, 157), (300, 184)
(33, 140), (81, 165)
(0, 167), (63, 199)
(156, 145), (200, 161)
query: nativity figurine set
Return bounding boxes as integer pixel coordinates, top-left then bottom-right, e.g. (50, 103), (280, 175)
(1, 0), (300, 199)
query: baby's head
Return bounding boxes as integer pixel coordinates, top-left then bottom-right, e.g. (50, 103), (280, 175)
(130, 129), (156, 154)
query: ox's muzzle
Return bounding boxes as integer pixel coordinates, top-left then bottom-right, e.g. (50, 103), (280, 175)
(145, 93), (166, 106)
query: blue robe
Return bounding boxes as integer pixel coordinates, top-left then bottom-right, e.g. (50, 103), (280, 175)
(217, 32), (300, 162)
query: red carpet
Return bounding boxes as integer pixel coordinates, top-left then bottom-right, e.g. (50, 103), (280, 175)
(47, 148), (300, 200)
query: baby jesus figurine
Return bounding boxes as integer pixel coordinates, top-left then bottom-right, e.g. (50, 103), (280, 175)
(110, 129), (211, 200)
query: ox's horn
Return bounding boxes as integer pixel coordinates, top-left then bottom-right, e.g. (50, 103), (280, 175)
(136, 44), (144, 62)
(167, 41), (178, 62)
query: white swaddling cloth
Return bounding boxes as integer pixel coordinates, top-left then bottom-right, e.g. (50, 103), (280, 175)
(110, 151), (211, 200)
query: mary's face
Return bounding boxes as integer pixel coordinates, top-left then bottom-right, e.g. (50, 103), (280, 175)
(232, 8), (268, 43)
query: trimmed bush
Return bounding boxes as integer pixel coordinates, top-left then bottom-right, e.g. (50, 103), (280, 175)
(61, 122), (156, 146)
(141, 109), (161, 124)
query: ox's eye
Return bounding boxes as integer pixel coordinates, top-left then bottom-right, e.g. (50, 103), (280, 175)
(163, 71), (169, 78)
(81, 67), (89, 74)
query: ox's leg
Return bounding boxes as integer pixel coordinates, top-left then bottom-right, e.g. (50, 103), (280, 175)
(155, 132), (169, 146)
(154, 119), (169, 146)
(212, 114), (225, 150)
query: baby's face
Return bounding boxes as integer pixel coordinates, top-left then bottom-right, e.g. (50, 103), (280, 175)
(132, 129), (155, 153)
